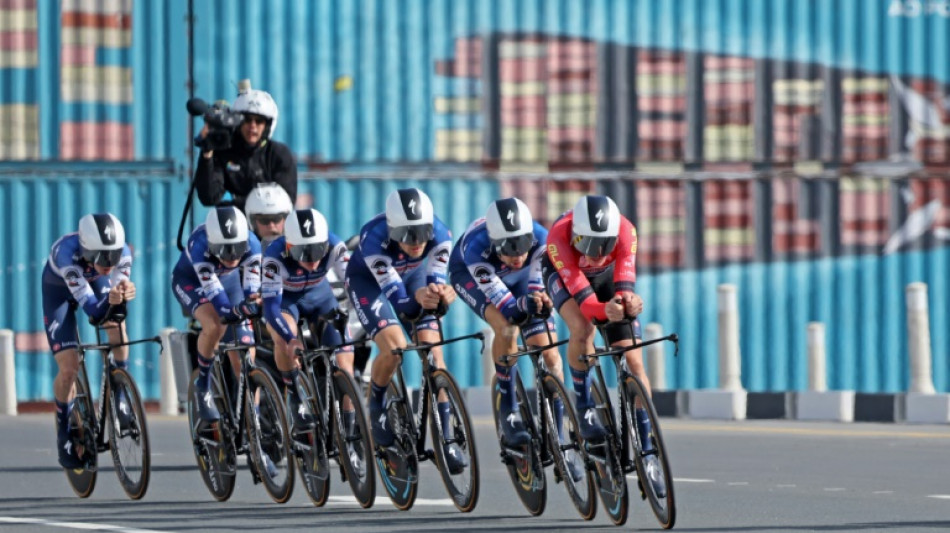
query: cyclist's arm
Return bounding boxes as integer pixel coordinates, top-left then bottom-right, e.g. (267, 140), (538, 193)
(327, 235), (349, 281)
(469, 261), (524, 322)
(62, 265), (111, 322)
(240, 235), (263, 298)
(526, 223), (548, 293)
(612, 217), (638, 297)
(547, 218), (605, 321)
(261, 258), (295, 342)
(424, 220), (452, 286)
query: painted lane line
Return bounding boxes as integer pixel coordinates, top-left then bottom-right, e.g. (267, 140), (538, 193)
(824, 488), (846, 492)
(776, 484), (796, 488)
(326, 495), (455, 506)
(624, 475), (714, 483)
(873, 491), (894, 495)
(927, 494), (950, 499)
(727, 482), (749, 486)
(0, 516), (172, 533)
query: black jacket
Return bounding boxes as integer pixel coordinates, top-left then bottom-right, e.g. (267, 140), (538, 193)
(194, 134), (297, 211)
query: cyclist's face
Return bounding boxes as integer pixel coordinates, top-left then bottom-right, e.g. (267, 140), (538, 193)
(253, 217), (285, 239)
(582, 254), (609, 267)
(220, 257), (241, 268)
(498, 252), (529, 269)
(93, 264), (114, 275)
(397, 241), (426, 258)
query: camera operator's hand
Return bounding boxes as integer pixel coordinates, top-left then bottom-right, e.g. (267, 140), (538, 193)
(199, 123), (213, 158)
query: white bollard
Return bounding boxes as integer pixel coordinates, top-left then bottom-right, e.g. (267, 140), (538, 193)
(644, 322), (666, 390)
(0, 330), (16, 415)
(717, 284), (743, 391)
(807, 322), (827, 392)
(481, 327), (495, 386)
(159, 328), (180, 416)
(906, 282), (936, 394)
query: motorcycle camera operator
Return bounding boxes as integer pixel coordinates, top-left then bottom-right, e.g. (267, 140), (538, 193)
(190, 80), (297, 212)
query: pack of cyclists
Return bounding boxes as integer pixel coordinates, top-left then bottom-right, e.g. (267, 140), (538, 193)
(43, 184), (663, 499)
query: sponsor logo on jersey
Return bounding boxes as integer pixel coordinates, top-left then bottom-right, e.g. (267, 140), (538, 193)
(64, 270), (81, 287)
(197, 265), (214, 282)
(435, 249), (449, 263)
(474, 266), (492, 284)
(372, 259), (388, 276)
(263, 262), (279, 280)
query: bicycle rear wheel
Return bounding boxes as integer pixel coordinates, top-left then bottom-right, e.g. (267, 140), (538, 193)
(624, 375), (676, 529)
(491, 376), (546, 516)
(246, 367), (295, 504)
(376, 374), (419, 510)
(64, 375), (98, 498)
(107, 367), (150, 500)
(294, 373), (330, 506)
(187, 369), (236, 502)
(541, 374), (596, 520)
(590, 377), (629, 526)
(428, 368), (479, 513)
(333, 370), (376, 508)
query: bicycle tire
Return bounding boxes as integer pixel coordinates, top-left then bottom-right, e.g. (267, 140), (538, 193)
(624, 375), (676, 529)
(64, 374), (98, 498)
(246, 367), (295, 504)
(491, 375), (546, 516)
(187, 369), (236, 502)
(590, 377), (629, 526)
(375, 374), (419, 511)
(294, 373), (330, 506)
(428, 368), (479, 513)
(333, 370), (376, 508)
(107, 367), (151, 500)
(541, 374), (597, 520)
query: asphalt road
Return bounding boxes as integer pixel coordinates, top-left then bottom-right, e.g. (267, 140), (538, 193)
(1, 414), (949, 532)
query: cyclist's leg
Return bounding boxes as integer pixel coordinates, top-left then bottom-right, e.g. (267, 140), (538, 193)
(524, 323), (565, 437)
(608, 319), (655, 453)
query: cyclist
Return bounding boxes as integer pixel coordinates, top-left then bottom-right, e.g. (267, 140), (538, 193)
(244, 182), (294, 247)
(260, 209), (361, 444)
(449, 198), (585, 481)
(542, 194), (665, 496)
(170, 207), (263, 425)
(42, 213), (136, 468)
(344, 188), (465, 473)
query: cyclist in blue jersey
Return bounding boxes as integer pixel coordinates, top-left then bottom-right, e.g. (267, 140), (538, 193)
(344, 188), (465, 472)
(244, 183), (293, 248)
(42, 213), (136, 468)
(171, 207), (263, 424)
(448, 198), (583, 481)
(260, 209), (355, 422)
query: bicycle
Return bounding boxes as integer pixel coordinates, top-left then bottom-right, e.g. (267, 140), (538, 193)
(186, 321), (294, 503)
(375, 305), (483, 512)
(290, 310), (376, 508)
(581, 318), (679, 528)
(492, 314), (597, 519)
(64, 307), (161, 500)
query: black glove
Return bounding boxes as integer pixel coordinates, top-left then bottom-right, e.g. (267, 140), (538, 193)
(516, 294), (544, 316)
(235, 300), (260, 319)
(89, 303), (127, 326)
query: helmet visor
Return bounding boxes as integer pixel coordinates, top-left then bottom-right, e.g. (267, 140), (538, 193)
(209, 241), (249, 262)
(492, 233), (534, 257)
(251, 213), (287, 226)
(288, 242), (329, 263)
(389, 224), (434, 246)
(83, 248), (123, 268)
(574, 234), (618, 258)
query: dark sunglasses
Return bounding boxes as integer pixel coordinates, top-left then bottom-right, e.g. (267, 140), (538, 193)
(254, 214), (285, 225)
(244, 115), (268, 125)
(82, 248), (123, 268)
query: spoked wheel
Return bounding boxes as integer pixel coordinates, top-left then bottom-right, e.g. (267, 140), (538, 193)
(333, 370), (376, 508)
(294, 374), (330, 507)
(107, 367), (151, 500)
(246, 367), (295, 504)
(375, 375), (419, 511)
(491, 376), (546, 516)
(64, 376), (98, 498)
(541, 374), (597, 520)
(187, 369), (236, 502)
(590, 379), (629, 526)
(428, 368), (479, 513)
(624, 375), (676, 529)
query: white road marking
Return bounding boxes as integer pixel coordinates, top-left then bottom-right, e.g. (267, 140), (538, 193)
(625, 475), (714, 483)
(727, 482), (749, 486)
(824, 488), (846, 492)
(326, 495), (454, 506)
(0, 516), (171, 533)
(927, 494), (950, 499)
(776, 484), (796, 488)
(874, 491), (894, 495)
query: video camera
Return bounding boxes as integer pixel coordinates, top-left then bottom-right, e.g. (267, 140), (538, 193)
(186, 97), (244, 151)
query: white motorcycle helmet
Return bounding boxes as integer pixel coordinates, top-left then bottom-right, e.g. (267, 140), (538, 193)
(572, 195), (621, 257)
(385, 188), (434, 245)
(244, 183), (293, 228)
(285, 208), (330, 263)
(232, 89), (279, 140)
(485, 197), (535, 256)
(205, 206), (250, 261)
(78, 213), (125, 267)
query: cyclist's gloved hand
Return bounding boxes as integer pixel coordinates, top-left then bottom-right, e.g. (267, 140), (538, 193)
(516, 294), (545, 316)
(235, 300), (260, 319)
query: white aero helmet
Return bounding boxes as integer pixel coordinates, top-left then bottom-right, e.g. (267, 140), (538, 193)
(486, 197), (535, 256)
(232, 89), (279, 139)
(205, 206), (250, 261)
(571, 195), (621, 257)
(245, 183), (293, 227)
(385, 188), (434, 245)
(285, 208), (330, 263)
(78, 213), (125, 267)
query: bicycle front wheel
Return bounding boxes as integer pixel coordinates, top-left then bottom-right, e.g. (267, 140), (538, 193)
(186, 369), (236, 502)
(492, 375), (546, 516)
(624, 375), (676, 529)
(333, 370), (376, 508)
(376, 374), (419, 511)
(590, 377), (629, 526)
(107, 367), (150, 500)
(428, 368), (479, 513)
(64, 374), (98, 498)
(294, 373), (330, 507)
(541, 374), (596, 520)
(246, 367), (295, 504)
